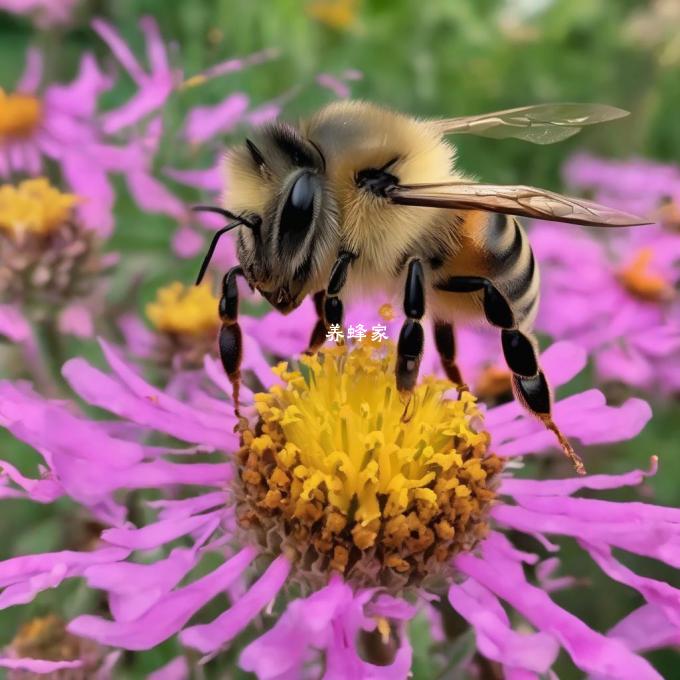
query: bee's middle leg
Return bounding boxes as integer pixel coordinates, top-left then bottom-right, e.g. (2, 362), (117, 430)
(436, 275), (585, 475)
(396, 260), (426, 418)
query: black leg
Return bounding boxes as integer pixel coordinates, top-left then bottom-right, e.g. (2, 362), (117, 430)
(218, 266), (245, 417)
(433, 320), (467, 389)
(305, 290), (328, 354)
(437, 275), (585, 475)
(396, 260), (426, 405)
(322, 251), (357, 339)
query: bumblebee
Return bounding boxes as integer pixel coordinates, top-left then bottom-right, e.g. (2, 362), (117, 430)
(194, 101), (648, 475)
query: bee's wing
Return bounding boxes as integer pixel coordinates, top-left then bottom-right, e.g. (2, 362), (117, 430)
(433, 103), (629, 145)
(390, 182), (651, 227)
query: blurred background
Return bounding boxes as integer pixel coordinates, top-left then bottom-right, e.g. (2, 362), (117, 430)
(0, 0), (678, 677)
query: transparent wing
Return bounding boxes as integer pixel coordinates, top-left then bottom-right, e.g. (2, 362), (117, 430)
(390, 182), (651, 227)
(433, 103), (629, 145)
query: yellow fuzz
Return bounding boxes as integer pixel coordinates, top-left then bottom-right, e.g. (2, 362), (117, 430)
(0, 89), (43, 138)
(146, 281), (220, 336)
(618, 247), (674, 302)
(0, 178), (78, 236)
(238, 340), (502, 586)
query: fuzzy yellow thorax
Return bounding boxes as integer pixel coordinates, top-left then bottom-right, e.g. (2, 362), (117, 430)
(306, 0), (359, 29)
(146, 281), (220, 336)
(238, 340), (502, 587)
(0, 89), (43, 139)
(0, 179), (78, 237)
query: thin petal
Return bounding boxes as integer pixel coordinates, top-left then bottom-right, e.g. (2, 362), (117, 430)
(181, 555), (291, 654)
(68, 546), (257, 650)
(455, 536), (662, 680)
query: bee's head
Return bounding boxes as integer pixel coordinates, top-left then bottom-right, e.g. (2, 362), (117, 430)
(223, 123), (339, 313)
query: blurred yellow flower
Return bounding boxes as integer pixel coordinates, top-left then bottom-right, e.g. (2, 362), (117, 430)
(307, 0), (359, 30)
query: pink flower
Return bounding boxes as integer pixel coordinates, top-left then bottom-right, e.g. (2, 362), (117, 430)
(0, 0), (79, 27)
(0, 46), (150, 235)
(0, 330), (674, 678)
(532, 223), (680, 394)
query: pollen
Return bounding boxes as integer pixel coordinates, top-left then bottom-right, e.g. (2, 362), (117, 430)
(236, 340), (503, 589)
(617, 247), (675, 302)
(0, 178), (78, 236)
(146, 281), (220, 336)
(475, 365), (513, 403)
(0, 89), (43, 139)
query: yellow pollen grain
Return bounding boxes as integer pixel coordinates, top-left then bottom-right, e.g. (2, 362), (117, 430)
(145, 281), (220, 336)
(618, 247), (674, 302)
(0, 89), (43, 138)
(0, 178), (78, 236)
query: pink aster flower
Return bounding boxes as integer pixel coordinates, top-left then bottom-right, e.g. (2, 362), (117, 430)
(0, 328), (674, 678)
(0, 45), (159, 235)
(535, 154), (680, 392)
(0, 0), (79, 27)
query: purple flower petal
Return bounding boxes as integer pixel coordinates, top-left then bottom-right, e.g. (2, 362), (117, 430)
(84, 548), (198, 622)
(240, 576), (352, 678)
(16, 45), (43, 93)
(0, 658), (82, 673)
(58, 303), (95, 338)
(0, 304), (31, 343)
(181, 555), (291, 654)
(0, 547), (129, 609)
(68, 546), (257, 650)
(456, 535), (662, 680)
(148, 656), (189, 680)
(449, 578), (559, 673)
(608, 604), (680, 653)
(183, 93), (249, 144)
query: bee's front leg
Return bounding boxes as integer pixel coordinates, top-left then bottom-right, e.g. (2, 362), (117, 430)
(396, 259), (426, 420)
(323, 250), (357, 334)
(218, 266), (245, 417)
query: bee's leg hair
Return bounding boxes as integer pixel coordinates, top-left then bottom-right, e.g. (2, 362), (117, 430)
(218, 266), (246, 417)
(432, 320), (467, 390)
(397, 260), (426, 418)
(436, 275), (585, 475)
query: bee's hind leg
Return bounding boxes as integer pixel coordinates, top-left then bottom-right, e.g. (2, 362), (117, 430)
(436, 275), (586, 475)
(218, 266), (246, 418)
(396, 259), (426, 421)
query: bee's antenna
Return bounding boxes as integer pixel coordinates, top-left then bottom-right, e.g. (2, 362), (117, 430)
(192, 205), (255, 229)
(192, 206), (254, 286)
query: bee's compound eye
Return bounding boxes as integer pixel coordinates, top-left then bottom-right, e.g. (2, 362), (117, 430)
(290, 172), (316, 211)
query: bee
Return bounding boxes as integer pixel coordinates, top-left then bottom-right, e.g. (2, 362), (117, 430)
(194, 101), (649, 475)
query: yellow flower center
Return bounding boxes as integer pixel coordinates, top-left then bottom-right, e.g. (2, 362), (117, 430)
(0, 89), (43, 139)
(146, 281), (220, 337)
(306, 0), (359, 29)
(10, 614), (82, 662)
(0, 179), (78, 237)
(237, 341), (502, 588)
(617, 247), (674, 302)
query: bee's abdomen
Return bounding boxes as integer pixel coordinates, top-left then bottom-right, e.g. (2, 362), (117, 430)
(485, 213), (539, 328)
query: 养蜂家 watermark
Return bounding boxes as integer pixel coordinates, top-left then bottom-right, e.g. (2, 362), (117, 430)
(325, 323), (389, 342)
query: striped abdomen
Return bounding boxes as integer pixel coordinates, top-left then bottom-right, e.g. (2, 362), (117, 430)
(483, 212), (539, 329)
